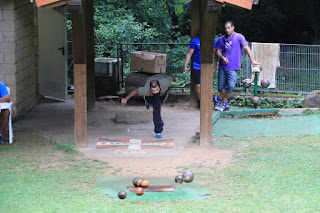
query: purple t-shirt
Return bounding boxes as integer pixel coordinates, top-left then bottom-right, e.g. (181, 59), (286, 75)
(215, 32), (248, 70)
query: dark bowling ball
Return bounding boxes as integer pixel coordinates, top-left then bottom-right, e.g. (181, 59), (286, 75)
(135, 179), (143, 187)
(175, 175), (184, 184)
(244, 82), (251, 88)
(135, 187), (144, 196)
(118, 191), (127, 199)
(132, 178), (139, 186)
(261, 79), (270, 88)
(252, 96), (260, 104)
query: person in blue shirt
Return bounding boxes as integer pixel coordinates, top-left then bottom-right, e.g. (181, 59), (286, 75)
(183, 36), (218, 107)
(0, 81), (10, 144)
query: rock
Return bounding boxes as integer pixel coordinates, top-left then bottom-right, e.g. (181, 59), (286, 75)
(303, 90), (320, 108)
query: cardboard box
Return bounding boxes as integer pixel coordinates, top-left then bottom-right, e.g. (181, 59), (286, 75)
(130, 51), (167, 73)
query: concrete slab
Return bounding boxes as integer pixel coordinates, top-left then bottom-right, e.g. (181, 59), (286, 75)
(14, 98), (200, 157)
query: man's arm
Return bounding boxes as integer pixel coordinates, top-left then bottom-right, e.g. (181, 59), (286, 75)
(216, 49), (228, 64)
(121, 89), (139, 105)
(183, 48), (194, 74)
(243, 45), (260, 65)
(0, 95), (10, 103)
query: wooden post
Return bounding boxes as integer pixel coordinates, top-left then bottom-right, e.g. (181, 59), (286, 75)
(86, 0), (95, 109)
(199, 0), (217, 146)
(190, 0), (200, 107)
(71, 3), (88, 148)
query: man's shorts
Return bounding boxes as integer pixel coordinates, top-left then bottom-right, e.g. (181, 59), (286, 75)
(193, 69), (201, 85)
(218, 68), (238, 94)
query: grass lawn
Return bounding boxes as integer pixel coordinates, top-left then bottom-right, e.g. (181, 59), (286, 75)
(1, 130), (320, 212)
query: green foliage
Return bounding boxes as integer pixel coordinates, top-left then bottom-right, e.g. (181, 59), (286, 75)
(302, 108), (320, 116)
(229, 96), (304, 109)
(94, 4), (159, 57)
(171, 72), (190, 88)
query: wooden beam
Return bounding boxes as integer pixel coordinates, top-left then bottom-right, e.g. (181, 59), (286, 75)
(41, 0), (67, 8)
(73, 64), (87, 148)
(86, 0), (95, 109)
(71, 5), (88, 148)
(68, 0), (82, 13)
(190, 0), (200, 108)
(215, 0), (254, 10)
(36, 0), (60, 7)
(199, 0), (217, 146)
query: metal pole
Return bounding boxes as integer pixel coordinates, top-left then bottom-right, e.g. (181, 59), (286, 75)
(254, 72), (258, 109)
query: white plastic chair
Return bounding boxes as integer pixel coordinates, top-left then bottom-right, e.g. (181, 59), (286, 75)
(0, 87), (13, 144)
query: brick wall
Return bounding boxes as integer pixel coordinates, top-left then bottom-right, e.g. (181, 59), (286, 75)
(0, 0), (38, 117)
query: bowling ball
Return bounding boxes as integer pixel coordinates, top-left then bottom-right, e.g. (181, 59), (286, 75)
(183, 175), (194, 183)
(140, 180), (149, 188)
(135, 187), (144, 196)
(252, 66), (260, 73)
(135, 179), (143, 187)
(261, 79), (270, 88)
(182, 171), (194, 179)
(182, 171), (194, 183)
(118, 191), (127, 199)
(252, 96), (260, 103)
(175, 175), (183, 184)
(244, 82), (251, 88)
(132, 178), (139, 186)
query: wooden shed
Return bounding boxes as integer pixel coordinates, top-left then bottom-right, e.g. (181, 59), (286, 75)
(0, 0), (258, 148)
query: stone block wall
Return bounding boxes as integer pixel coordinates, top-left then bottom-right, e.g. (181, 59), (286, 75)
(0, 0), (38, 117)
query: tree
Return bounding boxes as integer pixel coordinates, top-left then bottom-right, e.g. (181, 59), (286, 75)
(307, 0), (320, 43)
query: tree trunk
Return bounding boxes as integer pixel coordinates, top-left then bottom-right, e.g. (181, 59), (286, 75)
(307, 0), (320, 42)
(165, 0), (179, 41)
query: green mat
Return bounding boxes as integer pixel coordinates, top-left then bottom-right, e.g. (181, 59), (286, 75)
(96, 177), (210, 201)
(213, 115), (320, 138)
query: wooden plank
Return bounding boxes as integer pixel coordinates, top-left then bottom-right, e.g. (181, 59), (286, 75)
(127, 185), (175, 192)
(41, 0), (67, 8)
(199, 0), (217, 146)
(189, 0), (200, 107)
(215, 0), (254, 10)
(71, 5), (88, 148)
(86, 0), (95, 109)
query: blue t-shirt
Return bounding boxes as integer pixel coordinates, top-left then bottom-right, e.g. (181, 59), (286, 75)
(215, 32), (248, 70)
(189, 36), (218, 70)
(0, 81), (9, 98)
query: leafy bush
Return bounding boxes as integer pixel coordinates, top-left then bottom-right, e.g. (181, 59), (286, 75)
(229, 96), (304, 108)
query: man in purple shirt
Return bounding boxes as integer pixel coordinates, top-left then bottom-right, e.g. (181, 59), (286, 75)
(214, 21), (260, 112)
